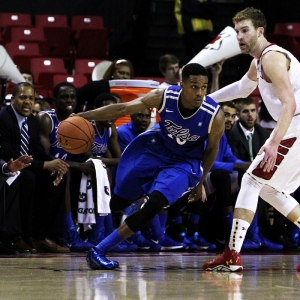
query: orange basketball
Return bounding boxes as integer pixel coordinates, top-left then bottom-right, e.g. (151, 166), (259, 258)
(57, 116), (95, 154)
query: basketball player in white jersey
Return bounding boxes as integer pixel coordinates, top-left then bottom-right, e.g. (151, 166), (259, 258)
(202, 7), (300, 272)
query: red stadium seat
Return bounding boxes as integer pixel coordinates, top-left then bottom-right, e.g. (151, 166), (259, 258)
(71, 15), (112, 60)
(273, 23), (300, 37)
(5, 42), (42, 70)
(9, 27), (48, 56)
(30, 57), (67, 90)
(0, 13), (32, 41)
(53, 74), (88, 88)
(35, 14), (73, 59)
(74, 58), (103, 81)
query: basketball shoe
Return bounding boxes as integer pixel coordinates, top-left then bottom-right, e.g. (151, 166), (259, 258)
(86, 247), (119, 270)
(202, 246), (243, 272)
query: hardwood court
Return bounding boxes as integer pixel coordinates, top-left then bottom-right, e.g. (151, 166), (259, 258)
(0, 251), (299, 299)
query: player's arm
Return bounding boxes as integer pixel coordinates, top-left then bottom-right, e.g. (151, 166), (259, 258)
(75, 89), (164, 121)
(258, 51), (296, 172)
(188, 109), (225, 202)
(98, 125), (122, 167)
(208, 59), (257, 102)
(36, 111), (52, 153)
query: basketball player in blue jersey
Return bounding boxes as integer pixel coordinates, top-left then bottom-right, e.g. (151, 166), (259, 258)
(37, 82), (96, 252)
(76, 63), (225, 270)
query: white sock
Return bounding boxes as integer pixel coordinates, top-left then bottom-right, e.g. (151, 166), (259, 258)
(229, 218), (250, 252)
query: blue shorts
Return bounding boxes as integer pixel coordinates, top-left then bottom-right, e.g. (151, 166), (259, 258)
(114, 130), (203, 205)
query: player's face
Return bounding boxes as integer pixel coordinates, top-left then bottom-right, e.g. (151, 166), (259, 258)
(32, 102), (42, 116)
(11, 86), (35, 117)
(98, 100), (117, 127)
(131, 108), (151, 133)
(235, 19), (261, 54)
(163, 63), (179, 84)
(222, 105), (237, 131)
(56, 86), (77, 115)
(237, 103), (257, 130)
(112, 65), (131, 79)
(180, 75), (208, 109)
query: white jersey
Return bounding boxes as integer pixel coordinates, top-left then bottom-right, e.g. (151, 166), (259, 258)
(256, 44), (300, 121)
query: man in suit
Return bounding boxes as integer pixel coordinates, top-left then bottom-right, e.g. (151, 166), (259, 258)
(0, 82), (70, 253)
(0, 155), (34, 254)
(227, 97), (283, 251)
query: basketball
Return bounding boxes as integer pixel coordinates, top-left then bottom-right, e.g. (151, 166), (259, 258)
(57, 116), (95, 154)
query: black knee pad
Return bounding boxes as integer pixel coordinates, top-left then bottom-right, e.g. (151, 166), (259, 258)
(125, 191), (168, 232)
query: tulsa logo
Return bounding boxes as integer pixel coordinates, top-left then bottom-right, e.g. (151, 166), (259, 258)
(164, 120), (200, 145)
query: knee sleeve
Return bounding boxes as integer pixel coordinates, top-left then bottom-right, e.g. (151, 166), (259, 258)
(125, 191), (169, 232)
(259, 185), (299, 217)
(110, 194), (133, 212)
(235, 173), (262, 213)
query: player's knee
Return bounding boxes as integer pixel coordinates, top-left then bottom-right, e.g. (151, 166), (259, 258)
(125, 191), (168, 232)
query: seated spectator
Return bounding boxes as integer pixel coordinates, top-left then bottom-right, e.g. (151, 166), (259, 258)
(32, 99), (50, 116)
(0, 82), (70, 253)
(76, 59), (134, 112)
(158, 54), (180, 89)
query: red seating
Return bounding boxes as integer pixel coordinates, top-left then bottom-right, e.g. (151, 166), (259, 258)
(30, 57), (67, 90)
(5, 42), (41, 70)
(273, 23), (300, 37)
(0, 13), (32, 41)
(71, 16), (105, 32)
(53, 74), (88, 88)
(71, 15), (112, 60)
(35, 14), (73, 58)
(74, 58), (103, 81)
(9, 27), (48, 56)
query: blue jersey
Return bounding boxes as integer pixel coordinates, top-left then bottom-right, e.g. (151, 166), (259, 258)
(90, 120), (111, 158)
(46, 109), (83, 162)
(117, 120), (140, 151)
(114, 86), (220, 205)
(158, 85), (220, 159)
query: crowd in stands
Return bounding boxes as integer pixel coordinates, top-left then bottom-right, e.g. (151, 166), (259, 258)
(0, 49), (299, 257)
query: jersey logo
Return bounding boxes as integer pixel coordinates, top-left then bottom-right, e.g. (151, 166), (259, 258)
(164, 120), (200, 145)
(166, 108), (174, 113)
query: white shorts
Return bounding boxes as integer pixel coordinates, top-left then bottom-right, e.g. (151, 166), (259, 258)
(247, 116), (300, 194)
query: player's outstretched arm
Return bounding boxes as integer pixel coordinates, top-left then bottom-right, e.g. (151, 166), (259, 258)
(188, 109), (225, 202)
(208, 59), (257, 102)
(76, 89), (164, 121)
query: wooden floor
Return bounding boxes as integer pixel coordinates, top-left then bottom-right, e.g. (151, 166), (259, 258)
(0, 250), (300, 299)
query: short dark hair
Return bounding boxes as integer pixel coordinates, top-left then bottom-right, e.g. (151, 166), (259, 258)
(233, 7), (267, 32)
(220, 101), (236, 110)
(94, 93), (117, 108)
(181, 63), (208, 81)
(159, 54), (179, 73)
(12, 82), (34, 96)
(53, 82), (76, 98)
(235, 97), (256, 112)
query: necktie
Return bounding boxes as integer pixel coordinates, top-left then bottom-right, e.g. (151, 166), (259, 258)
(20, 119), (29, 155)
(247, 133), (253, 161)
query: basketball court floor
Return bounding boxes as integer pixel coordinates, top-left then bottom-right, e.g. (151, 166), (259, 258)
(0, 250), (299, 299)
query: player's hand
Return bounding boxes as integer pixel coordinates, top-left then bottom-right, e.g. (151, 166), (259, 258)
(43, 159), (69, 174)
(5, 155), (33, 173)
(188, 183), (203, 203)
(258, 140), (278, 172)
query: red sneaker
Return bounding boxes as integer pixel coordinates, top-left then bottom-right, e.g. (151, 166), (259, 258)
(202, 246), (243, 272)
(296, 263), (300, 272)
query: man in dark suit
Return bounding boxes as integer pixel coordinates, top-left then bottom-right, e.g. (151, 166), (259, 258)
(0, 156), (34, 254)
(0, 82), (70, 253)
(227, 97), (284, 251)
